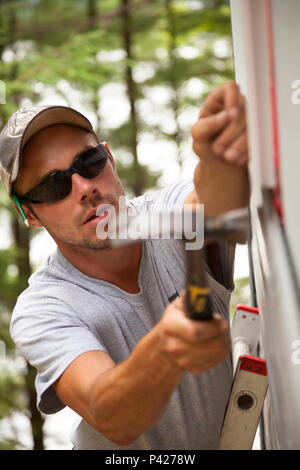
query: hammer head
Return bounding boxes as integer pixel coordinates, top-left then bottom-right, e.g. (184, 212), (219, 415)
(107, 207), (249, 249)
(204, 208), (250, 245)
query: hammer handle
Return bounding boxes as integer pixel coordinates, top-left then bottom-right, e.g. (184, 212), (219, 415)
(184, 247), (213, 321)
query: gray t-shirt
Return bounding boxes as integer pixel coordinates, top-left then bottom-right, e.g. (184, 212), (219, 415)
(10, 180), (235, 450)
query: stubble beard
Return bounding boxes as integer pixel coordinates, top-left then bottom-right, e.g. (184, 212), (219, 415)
(44, 193), (123, 252)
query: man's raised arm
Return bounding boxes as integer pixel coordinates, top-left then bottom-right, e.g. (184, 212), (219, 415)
(185, 81), (250, 215)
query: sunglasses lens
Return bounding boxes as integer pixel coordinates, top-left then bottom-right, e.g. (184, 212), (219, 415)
(22, 144), (109, 203)
(25, 175), (59, 203)
(56, 172), (72, 201)
(76, 147), (108, 179)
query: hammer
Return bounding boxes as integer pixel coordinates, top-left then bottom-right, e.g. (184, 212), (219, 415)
(184, 209), (249, 321)
(108, 207), (249, 322)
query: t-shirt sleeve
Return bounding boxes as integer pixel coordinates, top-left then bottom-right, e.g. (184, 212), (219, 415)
(205, 240), (236, 293)
(144, 179), (195, 210)
(10, 286), (106, 415)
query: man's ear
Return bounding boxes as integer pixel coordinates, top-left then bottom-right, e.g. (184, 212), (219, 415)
(22, 203), (43, 228)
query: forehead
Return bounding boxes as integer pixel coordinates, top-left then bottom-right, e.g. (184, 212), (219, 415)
(14, 124), (98, 194)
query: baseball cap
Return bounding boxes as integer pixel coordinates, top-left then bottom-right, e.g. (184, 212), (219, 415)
(0, 105), (95, 198)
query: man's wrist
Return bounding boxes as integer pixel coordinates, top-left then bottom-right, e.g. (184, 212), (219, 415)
(150, 322), (185, 377)
(193, 159), (249, 216)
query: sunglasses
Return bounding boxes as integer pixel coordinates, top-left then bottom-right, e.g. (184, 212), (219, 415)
(17, 143), (110, 204)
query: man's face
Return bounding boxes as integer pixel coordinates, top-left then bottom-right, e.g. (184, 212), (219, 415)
(14, 124), (125, 250)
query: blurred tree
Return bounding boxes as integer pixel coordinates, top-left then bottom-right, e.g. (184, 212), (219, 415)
(165, 0), (183, 168)
(120, 0), (148, 195)
(0, 187), (44, 449)
(230, 276), (251, 318)
(138, 0), (234, 175)
(0, 0), (45, 450)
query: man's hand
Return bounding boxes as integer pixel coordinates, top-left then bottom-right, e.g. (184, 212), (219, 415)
(190, 81), (250, 216)
(159, 293), (231, 375)
(191, 81), (248, 166)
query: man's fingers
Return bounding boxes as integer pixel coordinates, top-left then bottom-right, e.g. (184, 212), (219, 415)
(165, 319), (231, 374)
(236, 151), (249, 166)
(224, 81), (241, 115)
(191, 110), (229, 142)
(212, 111), (246, 156)
(223, 132), (248, 163)
(161, 297), (231, 374)
(164, 303), (228, 343)
(200, 88), (225, 117)
(200, 81), (241, 118)
(192, 81), (248, 163)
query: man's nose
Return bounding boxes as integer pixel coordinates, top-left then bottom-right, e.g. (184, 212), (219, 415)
(71, 173), (99, 203)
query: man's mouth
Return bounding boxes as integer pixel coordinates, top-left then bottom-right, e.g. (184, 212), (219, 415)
(83, 204), (112, 225)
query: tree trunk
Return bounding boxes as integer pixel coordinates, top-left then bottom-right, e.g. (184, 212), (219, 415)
(24, 362), (45, 450)
(7, 6), (45, 446)
(11, 218), (45, 450)
(121, 0), (144, 196)
(86, 0), (98, 30)
(166, 0), (183, 170)
(86, 0), (102, 133)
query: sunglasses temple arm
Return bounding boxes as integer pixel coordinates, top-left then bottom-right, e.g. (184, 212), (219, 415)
(103, 142), (114, 162)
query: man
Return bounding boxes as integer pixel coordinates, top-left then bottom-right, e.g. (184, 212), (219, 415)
(0, 82), (249, 450)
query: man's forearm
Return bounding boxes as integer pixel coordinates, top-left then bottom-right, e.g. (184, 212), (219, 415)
(193, 159), (250, 216)
(88, 323), (184, 446)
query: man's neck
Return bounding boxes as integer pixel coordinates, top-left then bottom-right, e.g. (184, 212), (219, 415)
(56, 240), (143, 294)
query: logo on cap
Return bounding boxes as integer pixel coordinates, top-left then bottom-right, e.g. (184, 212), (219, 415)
(8, 107), (37, 138)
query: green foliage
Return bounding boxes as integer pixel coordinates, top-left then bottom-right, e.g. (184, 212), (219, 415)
(230, 277), (251, 318)
(0, 248), (23, 307)
(0, 368), (25, 420)
(116, 158), (162, 199)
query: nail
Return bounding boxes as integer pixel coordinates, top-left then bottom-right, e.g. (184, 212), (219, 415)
(228, 107), (239, 119)
(225, 148), (240, 161)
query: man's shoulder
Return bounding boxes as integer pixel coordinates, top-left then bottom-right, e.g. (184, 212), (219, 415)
(11, 249), (78, 322)
(16, 248), (66, 294)
(10, 255), (108, 344)
(11, 246), (119, 326)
